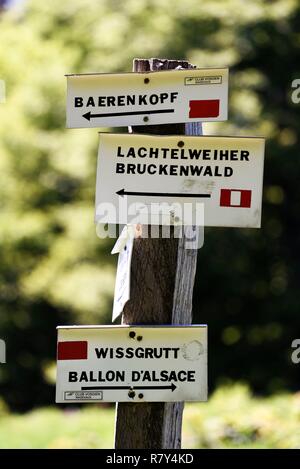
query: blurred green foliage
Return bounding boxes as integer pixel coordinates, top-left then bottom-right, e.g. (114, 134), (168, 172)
(1, 385), (300, 448)
(184, 384), (300, 448)
(0, 401), (115, 448)
(0, 0), (300, 411)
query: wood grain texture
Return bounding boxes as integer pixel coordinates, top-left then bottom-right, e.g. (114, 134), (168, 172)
(114, 58), (201, 449)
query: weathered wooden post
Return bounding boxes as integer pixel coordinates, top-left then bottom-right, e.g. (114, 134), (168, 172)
(114, 58), (202, 449)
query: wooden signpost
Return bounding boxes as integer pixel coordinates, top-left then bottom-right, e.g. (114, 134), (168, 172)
(114, 58), (207, 449)
(57, 57), (265, 450)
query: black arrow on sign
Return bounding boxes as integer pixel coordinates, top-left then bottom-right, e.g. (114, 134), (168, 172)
(82, 109), (175, 121)
(81, 383), (177, 392)
(133, 384), (176, 391)
(116, 188), (212, 198)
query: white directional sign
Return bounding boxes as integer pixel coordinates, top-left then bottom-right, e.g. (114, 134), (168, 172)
(95, 133), (265, 227)
(56, 325), (207, 403)
(66, 68), (228, 128)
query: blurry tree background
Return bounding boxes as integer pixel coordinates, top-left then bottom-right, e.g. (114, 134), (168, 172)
(0, 0), (300, 412)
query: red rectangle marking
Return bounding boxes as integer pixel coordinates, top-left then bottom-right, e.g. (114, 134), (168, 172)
(57, 341), (88, 360)
(189, 99), (220, 118)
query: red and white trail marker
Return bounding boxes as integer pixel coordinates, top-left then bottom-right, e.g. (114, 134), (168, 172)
(220, 189), (252, 208)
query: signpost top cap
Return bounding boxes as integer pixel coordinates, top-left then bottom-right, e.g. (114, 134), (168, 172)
(65, 67), (229, 77)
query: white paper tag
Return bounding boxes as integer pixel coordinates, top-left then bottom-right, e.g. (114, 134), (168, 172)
(111, 225), (135, 254)
(112, 226), (134, 321)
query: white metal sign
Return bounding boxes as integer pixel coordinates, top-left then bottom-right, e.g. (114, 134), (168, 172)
(95, 133), (265, 228)
(56, 325), (207, 403)
(66, 68), (228, 128)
